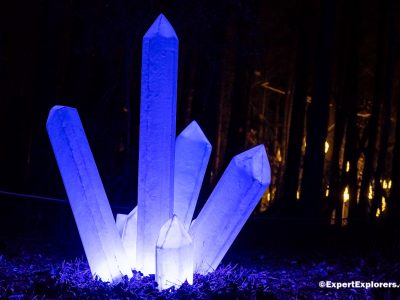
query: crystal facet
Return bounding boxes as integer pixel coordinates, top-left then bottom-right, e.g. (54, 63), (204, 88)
(156, 215), (193, 290)
(121, 207), (138, 270)
(116, 213), (127, 237)
(47, 106), (132, 282)
(189, 145), (271, 274)
(174, 121), (212, 230)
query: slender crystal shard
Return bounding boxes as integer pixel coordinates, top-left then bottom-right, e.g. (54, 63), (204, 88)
(190, 145), (271, 274)
(121, 207), (138, 270)
(116, 213), (127, 237)
(156, 215), (193, 290)
(137, 14), (179, 275)
(174, 121), (212, 230)
(46, 106), (132, 282)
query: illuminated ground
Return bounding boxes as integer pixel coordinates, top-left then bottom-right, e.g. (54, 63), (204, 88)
(1, 222), (399, 300)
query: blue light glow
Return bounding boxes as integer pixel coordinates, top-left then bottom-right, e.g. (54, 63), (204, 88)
(47, 106), (132, 282)
(136, 14), (179, 275)
(189, 145), (270, 274)
(47, 14), (272, 290)
(174, 121), (212, 230)
(156, 215), (193, 290)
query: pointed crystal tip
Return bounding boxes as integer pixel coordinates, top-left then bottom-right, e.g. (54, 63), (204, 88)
(157, 215), (192, 249)
(179, 121), (211, 145)
(48, 105), (68, 116)
(233, 145), (271, 185)
(47, 105), (76, 127)
(144, 14), (177, 39)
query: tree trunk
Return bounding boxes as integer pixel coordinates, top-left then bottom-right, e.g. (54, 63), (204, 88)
(211, 27), (236, 184)
(281, 0), (313, 214)
(388, 91), (400, 222)
(301, 0), (336, 221)
(371, 0), (395, 223)
(359, 0), (392, 223)
(339, 0), (360, 226)
(327, 0), (360, 226)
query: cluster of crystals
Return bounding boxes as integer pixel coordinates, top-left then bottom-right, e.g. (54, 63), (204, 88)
(47, 14), (270, 290)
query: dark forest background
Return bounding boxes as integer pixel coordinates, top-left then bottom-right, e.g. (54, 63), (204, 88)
(1, 0), (400, 235)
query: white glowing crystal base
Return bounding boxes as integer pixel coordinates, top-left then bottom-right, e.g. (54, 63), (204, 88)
(156, 215), (193, 290)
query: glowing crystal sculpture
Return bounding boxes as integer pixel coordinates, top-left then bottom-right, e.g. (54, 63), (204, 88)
(47, 14), (272, 290)
(156, 215), (193, 290)
(189, 145), (270, 274)
(174, 121), (212, 230)
(115, 120), (210, 272)
(121, 207), (138, 269)
(47, 106), (132, 282)
(136, 14), (179, 275)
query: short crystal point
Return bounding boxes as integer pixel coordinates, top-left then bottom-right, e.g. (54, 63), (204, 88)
(144, 14), (178, 39)
(137, 13), (178, 275)
(116, 214), (127, 237)
(190, 145), (271, 274)
(179, 120), (208, 141)
(174, 121), (212, 230)
(233, 144), (270, 185)
(121, 207), (138, 270)
(156, 215), (193, 290)
(47, 105), (132, 282)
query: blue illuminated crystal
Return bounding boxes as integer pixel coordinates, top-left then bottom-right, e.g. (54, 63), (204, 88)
(47, 14), (271, 290)
(121, 207), (138, 270)
(189, 145), (270, 274)
(174, 121), (212, 230)
(136, 14), (179, 275)
(156, 215), (193, 290)
(47, 106), (132, 282)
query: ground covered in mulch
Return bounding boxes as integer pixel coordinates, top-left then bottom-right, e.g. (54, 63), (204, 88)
(1, 234), (399, 300)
